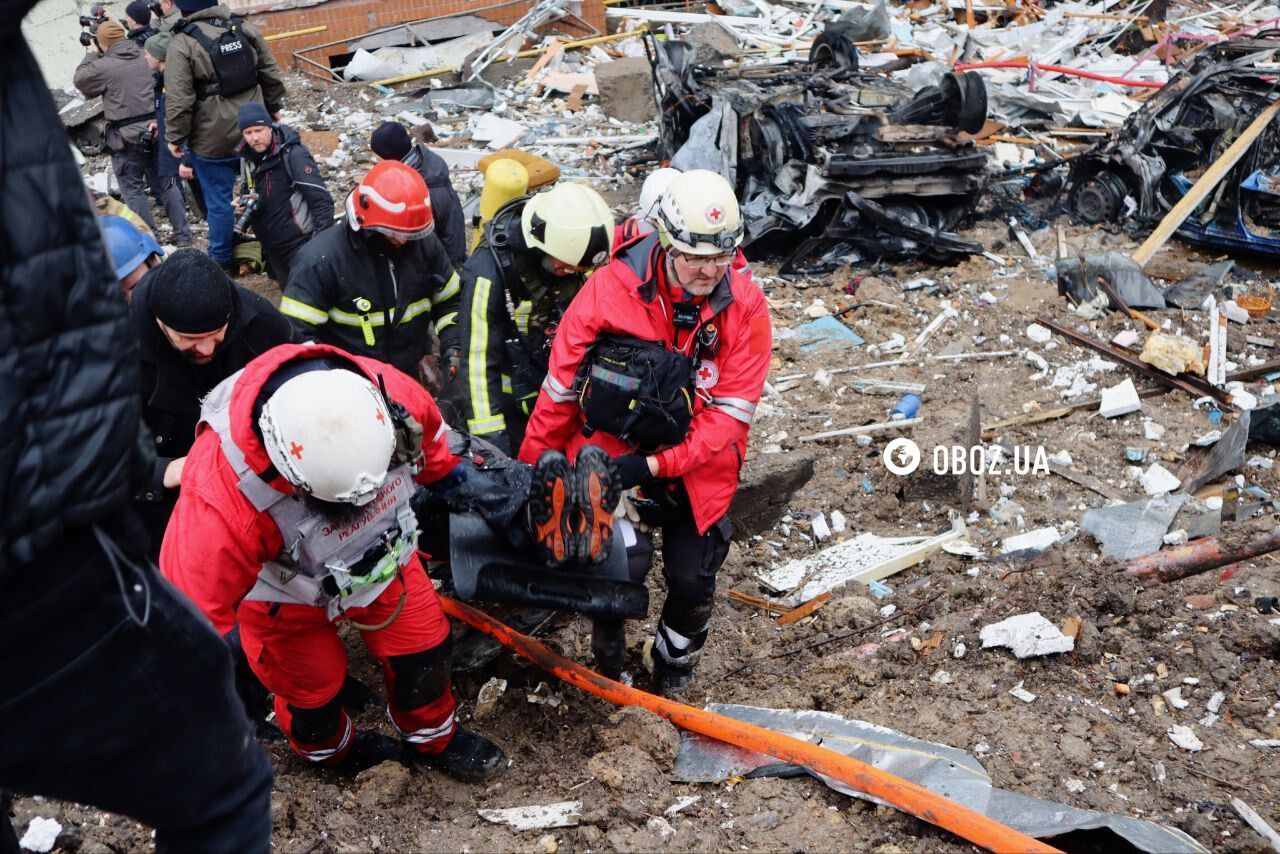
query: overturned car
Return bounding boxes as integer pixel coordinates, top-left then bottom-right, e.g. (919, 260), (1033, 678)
(1067, 36), (1280, 258)
(646, 28), (992, 273)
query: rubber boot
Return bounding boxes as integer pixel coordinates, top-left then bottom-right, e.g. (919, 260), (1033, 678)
(417, 726), (507, 782)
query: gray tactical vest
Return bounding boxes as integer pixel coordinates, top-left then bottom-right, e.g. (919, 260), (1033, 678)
(200, 370), (419, 620)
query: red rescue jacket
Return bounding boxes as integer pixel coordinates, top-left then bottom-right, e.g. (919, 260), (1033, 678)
(519, 232), (772, 534)
(159, 343), (459, 635)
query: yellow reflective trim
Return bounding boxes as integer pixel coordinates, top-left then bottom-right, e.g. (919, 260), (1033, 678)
(401, 298), (434, 323)
(500, 374), (512, 395)
(329, 308), (386, 327)
(436, 311), (458, 331)
(437, 271), (461, 302)
(513, 299), (532, 335)
(468, 277), (499, 430)
(467, 414), (506, 435)
(279, 297), (328, 325)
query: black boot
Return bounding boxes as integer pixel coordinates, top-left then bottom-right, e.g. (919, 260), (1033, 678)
(417, 726), (507, 782)
(335, 732), (409, 774)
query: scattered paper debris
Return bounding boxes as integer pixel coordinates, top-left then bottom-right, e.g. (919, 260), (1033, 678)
(980, 612), (1076, 658)
(1168, 726), (1203, 752)
(18, 818), (60, 853)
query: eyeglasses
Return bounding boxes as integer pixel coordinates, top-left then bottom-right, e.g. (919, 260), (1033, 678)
(671, 249), (734, 271)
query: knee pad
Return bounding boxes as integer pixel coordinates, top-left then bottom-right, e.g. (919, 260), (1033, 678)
(387, 634), (453, 710)
(287, 694), (343, 744)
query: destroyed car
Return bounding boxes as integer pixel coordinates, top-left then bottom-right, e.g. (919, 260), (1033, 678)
(1067, 36), (1280, 258)
(646, 27), (992, 274)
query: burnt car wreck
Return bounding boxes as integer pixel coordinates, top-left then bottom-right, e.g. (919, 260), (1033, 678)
(646, 27), (993, 274)
(1067, 36), (1280, 258)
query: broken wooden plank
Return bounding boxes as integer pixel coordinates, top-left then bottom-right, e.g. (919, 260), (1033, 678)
(981, 387), (1169, 439)
(728, 589), (791, 615)
(777, 592), (832, 626)
(799, 417), (923, 442)
(1034, 315), (1234, 408)
(1132, 99), (1280, 267)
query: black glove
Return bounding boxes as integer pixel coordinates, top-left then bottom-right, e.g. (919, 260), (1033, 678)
(614, 454), (652, 490)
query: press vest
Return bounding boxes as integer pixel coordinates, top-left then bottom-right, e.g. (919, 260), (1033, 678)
(200, 371), (419, 619)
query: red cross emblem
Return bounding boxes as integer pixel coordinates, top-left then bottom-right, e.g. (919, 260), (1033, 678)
(376, 410), (386, 423)
(695, 359), (719, 389)
(290, 441), (304, 459)
(704, 204), (725, 225)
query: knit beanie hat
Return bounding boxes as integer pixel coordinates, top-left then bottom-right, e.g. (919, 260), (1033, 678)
(145, 32), (171, 61)
(125, 1), (151, 27)
(94, 20), (126, 50)
(174, 0), (217, 12)
(147, 248), (234, 334)
(370, 122), (413, 161)
(237, 101), (273, 131)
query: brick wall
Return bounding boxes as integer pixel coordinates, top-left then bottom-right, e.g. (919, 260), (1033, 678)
(247, 0), (607, 73)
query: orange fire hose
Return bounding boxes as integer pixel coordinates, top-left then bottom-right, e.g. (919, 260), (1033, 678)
(439, 596), (1060, 854)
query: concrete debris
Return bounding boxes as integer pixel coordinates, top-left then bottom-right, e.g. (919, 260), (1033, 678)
(1139, 463), (1181, 497)
(1099, 378), (1142, 418)
(980, 612), (1076, 658)
(477, 801), (582, 830)
(1000, 527), (1061, 555)
(18, 818), (60, 853)
(1167, 725), (1204, 753)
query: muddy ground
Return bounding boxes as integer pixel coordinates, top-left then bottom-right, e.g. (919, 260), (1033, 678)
(14, 69), (1280, 852)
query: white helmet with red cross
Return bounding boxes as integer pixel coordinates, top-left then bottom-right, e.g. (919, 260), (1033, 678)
(655, 169), (743, 256)
(259, 369), (397, 505)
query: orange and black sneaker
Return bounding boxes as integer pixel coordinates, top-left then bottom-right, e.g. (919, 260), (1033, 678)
(527, 451), (574, 565)
(571, 445), (620, 564)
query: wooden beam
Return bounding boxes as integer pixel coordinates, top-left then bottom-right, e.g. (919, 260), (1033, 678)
(1132, 99), (1280, 267)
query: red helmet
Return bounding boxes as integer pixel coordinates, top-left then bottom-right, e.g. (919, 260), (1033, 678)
(344, 160), (434, 240)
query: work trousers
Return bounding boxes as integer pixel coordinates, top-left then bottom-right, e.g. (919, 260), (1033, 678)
(110, 144), (192, 243)
(192, 153), (239, 264)
(592, 494), (733, 676)
(237, 558), (457, 765)
(111, 142), (159, 233)
(0, 523), (272, 853)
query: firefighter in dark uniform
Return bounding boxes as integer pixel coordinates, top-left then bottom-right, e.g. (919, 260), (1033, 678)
(451, 182), (614, 455)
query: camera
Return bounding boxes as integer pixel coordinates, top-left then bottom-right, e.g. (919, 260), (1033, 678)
(233, 193), (261, 236)
(77, 5), (107, 47)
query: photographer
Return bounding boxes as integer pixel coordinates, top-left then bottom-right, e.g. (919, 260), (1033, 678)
(124, 0), (157, 47)
(234, 102), (333, 284)
(73, 19), (164, 234)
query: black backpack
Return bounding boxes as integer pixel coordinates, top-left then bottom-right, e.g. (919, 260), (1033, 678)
(177, 16), (257, 100)
(577, 335), (696, 450)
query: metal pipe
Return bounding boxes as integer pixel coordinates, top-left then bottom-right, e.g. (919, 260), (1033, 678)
(265, 25), (326, 42)
(1126, 527), (1280, 583)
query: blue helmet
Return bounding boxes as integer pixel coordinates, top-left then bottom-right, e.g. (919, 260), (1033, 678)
(100, 214), (163, 281)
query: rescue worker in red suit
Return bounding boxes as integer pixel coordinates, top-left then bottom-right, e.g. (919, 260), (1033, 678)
(160, 341), (507, 776)
(520, 170), (772, 695)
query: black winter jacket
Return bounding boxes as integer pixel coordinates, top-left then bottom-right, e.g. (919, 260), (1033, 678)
(281, 225), (461, 377)
(405, 143), (466, 267)
(236, 124), (334, 281)
(452, 199), (584, 453)
(1, 9), (142, 578)
(129, 273), (295, 548)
